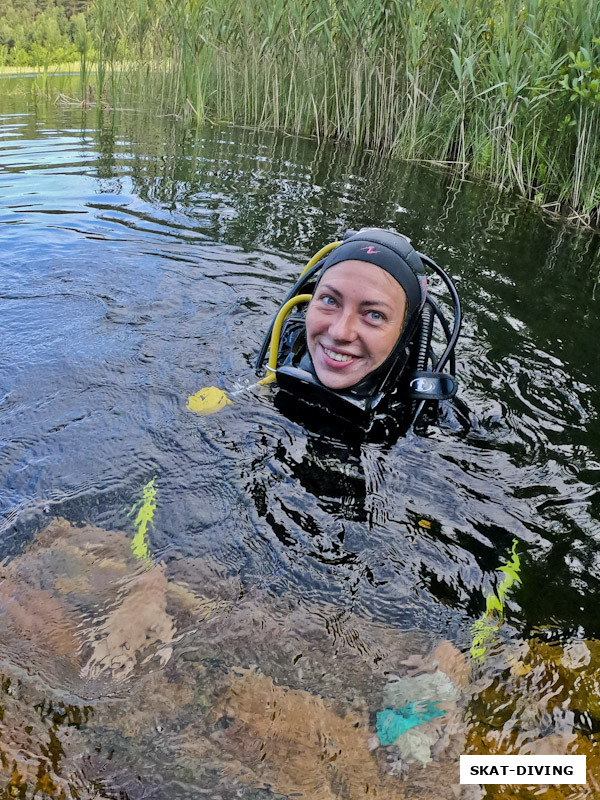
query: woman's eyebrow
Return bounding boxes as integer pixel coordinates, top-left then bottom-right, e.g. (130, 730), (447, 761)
(359, 299), (394, 311)
(319, 283), (394, 310)
(319, 283), (342, 297)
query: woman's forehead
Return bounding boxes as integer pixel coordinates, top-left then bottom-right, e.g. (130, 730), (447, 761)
(321, 259), (407, 301)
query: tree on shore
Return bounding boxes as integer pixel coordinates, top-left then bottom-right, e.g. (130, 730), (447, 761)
(0, 0), (92, 67)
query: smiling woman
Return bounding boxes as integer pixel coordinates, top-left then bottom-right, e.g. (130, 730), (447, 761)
(306, 260), (407, 390)
(188, 228), (462, 434)
(258, 228), (462, 436)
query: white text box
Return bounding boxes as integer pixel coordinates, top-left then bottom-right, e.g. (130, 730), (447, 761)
(460, 755), (586, 784)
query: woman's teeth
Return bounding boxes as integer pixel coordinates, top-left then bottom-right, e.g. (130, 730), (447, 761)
(323, 347), (354, 362)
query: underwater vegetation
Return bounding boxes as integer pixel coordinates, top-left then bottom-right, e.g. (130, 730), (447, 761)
(128, 475), (156, 561)
(470, 538), (522, 660)
(0, 515), (598, 798)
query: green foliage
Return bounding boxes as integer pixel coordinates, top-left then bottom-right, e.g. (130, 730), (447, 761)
(559, 42), (600, 106)
(85, 0), (600, 223)
(0, 0), (93, 67)
(470, 539), (522, 661)
(5, 0), (600, 223)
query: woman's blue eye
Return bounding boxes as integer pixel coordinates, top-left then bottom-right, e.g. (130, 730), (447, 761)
(367, 310), (384, 321)
(321, 295), (337, 306)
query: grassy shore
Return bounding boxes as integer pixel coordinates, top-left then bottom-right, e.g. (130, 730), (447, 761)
(4, 0), (599, 225)
(86, 0), (600, 226)
(0, 62), (86, 76)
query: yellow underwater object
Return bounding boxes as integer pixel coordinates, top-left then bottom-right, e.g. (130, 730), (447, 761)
(130, 476), (157, 560)
(187, 385), (233, 415)
(470, 539), (521, 660)
(187, 293), (312, 415)
(186, 240), (341, 416)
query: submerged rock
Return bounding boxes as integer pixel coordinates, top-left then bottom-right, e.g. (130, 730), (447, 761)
(210, 666), (404, 800)
(0, 518), (183, 686)
(79, 563), (176, 681)
(0, 517), (598, 799)
(0, 518), (213, 797)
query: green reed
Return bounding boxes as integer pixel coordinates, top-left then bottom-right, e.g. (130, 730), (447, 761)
(91, 0), (600, 225)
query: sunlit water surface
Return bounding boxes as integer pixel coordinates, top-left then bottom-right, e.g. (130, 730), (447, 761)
(1, 78), (599, 799)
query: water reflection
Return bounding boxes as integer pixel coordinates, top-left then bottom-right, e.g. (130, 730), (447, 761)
(0, 77), (599, 797)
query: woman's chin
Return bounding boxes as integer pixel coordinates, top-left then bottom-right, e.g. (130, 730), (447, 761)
(308, 344), (369, 390)
(314, 362), (361, 390)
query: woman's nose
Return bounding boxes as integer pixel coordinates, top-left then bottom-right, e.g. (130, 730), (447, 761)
(329, 310), (357, 341)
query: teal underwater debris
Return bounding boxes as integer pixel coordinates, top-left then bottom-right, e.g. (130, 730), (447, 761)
(376, 669), (461, 750)
(376, 702), (445, 745)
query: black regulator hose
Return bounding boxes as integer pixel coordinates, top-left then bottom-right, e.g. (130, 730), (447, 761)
(417, 253), (461, 372)
(427, 297), (456, 375)
(415, 302), (434, 371)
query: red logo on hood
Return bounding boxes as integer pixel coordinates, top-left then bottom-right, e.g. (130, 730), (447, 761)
(361, 245), (380, 255)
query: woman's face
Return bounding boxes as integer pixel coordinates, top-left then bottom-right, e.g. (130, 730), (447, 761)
(305, 259), (407, 390)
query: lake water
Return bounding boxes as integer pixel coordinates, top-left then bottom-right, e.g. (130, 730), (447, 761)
(1, 76), (599, 798)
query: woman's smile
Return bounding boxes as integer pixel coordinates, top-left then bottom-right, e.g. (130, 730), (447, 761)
(321, 346), (356, 363)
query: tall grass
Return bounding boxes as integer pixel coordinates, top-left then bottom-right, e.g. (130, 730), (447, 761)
(91, 0), (600, 225)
